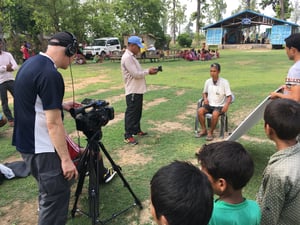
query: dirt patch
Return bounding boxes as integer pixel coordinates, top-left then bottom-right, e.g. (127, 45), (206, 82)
(130, 199), (153, 225)
(0, 127), (13, 139)
(240, 135), (273, 143)
(235, 60), (256, 66)
(176, 103), (195, 120)
(0, 200), (38, 225)
(148, 120), (191, 133)
(117, 145), (152, 166)
(3, 153), (22, 163)
(65, 75), (111, 92)
(143, 97), (169, 110)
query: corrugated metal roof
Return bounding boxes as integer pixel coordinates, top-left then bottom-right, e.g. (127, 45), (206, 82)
(203, 9), (299, 30)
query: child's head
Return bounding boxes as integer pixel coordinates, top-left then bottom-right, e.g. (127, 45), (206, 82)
(150, 161), (213, 225)
(285, 33), (300, 51)
(197, 141), (254, 195)
(264, 98), (300, 140)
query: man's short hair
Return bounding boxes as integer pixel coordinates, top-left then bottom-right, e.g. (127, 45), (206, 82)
(211, 63), (221, 71)
(197, 141), (254, 190)
(264, 98), (300, 140)
(285, 33), (300, 51)
(150, 161), (213, 225)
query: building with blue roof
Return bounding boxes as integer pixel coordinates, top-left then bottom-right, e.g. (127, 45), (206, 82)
(203, 9), (299, 48)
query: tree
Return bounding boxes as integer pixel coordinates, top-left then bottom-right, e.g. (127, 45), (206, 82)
(260, 0), (292, 19)
(291, 0), (300, 23)
(166, 0), (187, 44)
(190, 0), (209, 45)
(208, 0), (227, 23)
(82, 0), (117, 40)
(231, 0), (258, 14)
(177, 33), (192, 47)
(114, 0), (164, 34)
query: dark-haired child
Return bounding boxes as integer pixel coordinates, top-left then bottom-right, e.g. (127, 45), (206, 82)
(257, 98), (300, 225)
(150, 161), (213, 225)
(197, 141), (261, 225)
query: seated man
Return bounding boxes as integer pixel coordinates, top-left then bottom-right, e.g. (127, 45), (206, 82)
(0, 112), (7, 127)
(197, 63), (232, 141)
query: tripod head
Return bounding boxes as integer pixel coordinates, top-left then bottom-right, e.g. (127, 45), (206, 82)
(70, 98), (114, 139)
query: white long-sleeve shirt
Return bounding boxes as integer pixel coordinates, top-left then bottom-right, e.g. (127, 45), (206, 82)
(0, 51), (19, 84)
(121, 49), (148, 95)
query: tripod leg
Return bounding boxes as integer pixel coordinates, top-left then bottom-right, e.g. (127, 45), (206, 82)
(98, 142), (143, 209)
(88, 142), (100, 225)
(71, 149), (89, 217)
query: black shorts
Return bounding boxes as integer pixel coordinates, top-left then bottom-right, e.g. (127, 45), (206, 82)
(203, 104), (223, 113)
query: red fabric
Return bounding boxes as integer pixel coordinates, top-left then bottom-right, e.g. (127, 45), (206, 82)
(66, 135), (81, 162)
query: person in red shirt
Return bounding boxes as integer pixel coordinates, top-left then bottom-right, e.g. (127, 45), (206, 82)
(20, 41), (30, 62)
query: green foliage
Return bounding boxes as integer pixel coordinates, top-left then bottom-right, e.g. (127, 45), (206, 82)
(114, 0), (164, 36)
(208, 0), (227, 23)
(177, 33), (193, 47)
(260, 0), (292, 19)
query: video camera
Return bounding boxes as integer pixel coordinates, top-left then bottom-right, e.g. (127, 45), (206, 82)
(70, 98), (114, 138)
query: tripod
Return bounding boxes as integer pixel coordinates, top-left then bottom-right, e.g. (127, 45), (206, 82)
(71, 130), (143, 225)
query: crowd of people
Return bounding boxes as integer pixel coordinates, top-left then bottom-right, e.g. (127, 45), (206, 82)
(181, 48), (220, 61)
(0, 31), (299, 225)
(180, 42), (220, 61)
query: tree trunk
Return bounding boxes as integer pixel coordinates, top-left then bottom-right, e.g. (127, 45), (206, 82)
(246, 0), (250, 9)
(280, 0), (285, 19)
(195, 0), (201, 45)
(173, 0), (176, 44)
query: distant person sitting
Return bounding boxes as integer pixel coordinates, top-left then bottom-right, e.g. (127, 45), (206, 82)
(147, 44), (156, 51)
(147, 44), (157, 62)
(197, 141), (261, 225)
(257, 98), (300, 225)
(197, 63), (232, 141)
(0, 112), (7, 127)
(74, 50), (86, 65)
(93, 52), (102, 63)
(140, 41), (146, 59)
(215, 49), (220, 58)
(150, 161), (213, 225)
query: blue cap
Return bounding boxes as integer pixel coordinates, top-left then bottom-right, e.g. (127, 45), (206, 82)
(128, 36), (144, 48)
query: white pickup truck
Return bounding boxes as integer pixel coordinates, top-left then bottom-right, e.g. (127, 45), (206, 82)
(83, 37), (121, 59)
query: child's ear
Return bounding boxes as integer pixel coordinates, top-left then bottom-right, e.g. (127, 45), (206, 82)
(158, 215), (169, 225)
(265, 123), (274, 138)
(217, 178), (227, 193)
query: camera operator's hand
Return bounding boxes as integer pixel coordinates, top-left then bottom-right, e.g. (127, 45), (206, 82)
(62, 158), (78, 180)
(148, 67), (158, 75)
(63, 101), (82, 112)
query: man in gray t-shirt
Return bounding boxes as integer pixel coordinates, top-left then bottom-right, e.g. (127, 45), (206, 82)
(270, 33), (300, 102)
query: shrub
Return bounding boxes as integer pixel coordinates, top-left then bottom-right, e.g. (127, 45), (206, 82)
(177, 33), (192, 48)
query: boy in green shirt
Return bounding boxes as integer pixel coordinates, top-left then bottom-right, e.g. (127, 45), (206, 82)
(197, 141), (261, 225)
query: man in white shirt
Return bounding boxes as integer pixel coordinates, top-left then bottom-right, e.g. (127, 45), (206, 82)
(197, 63), (232, 141)
(0, 39), (18, 126)
(121, 36), (158, 145)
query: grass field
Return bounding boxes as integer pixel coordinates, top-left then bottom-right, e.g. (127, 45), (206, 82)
(0, 48), (290, 225)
